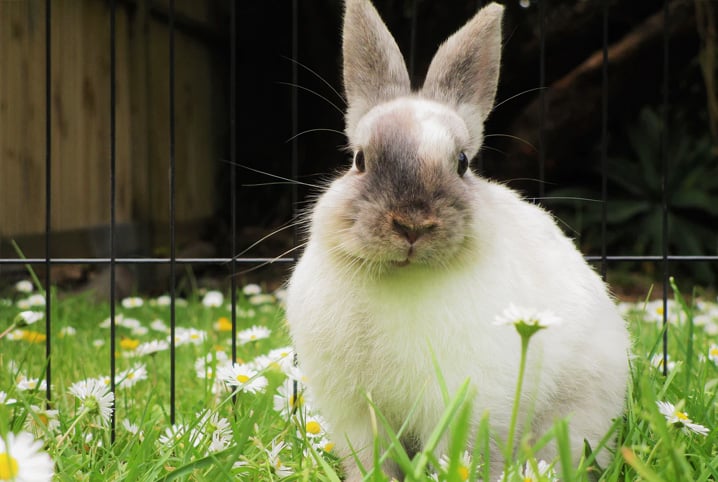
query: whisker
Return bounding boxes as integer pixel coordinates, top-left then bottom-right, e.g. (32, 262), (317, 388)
(484, 133), (536, 151)
(493, 86), (547, 111)
(276, 81), (345, 116)
(286, 128), (345, 143)
(220, 160), (321, 189)
(531, 196), (603, 203)
(232, 219), (305, 260)
(234, 243), (307, 276)
(281, 56), (347, 106)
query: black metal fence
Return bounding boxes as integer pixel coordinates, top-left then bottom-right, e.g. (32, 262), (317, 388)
(0, 0), (716, 437)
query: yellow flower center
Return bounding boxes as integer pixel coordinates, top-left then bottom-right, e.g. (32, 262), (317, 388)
(323, 442), (335, 452)
(458, 465), (469, 480)
(120, 338), (140, 350)
(306, 421), (321, 435)
(236, 374), (249, 383)
(655, 307), (664, 316)
(24, 331), (46, 344)
(0, 452), (20, 480)
(710, 347), (718, 357)
(523, 478), (532, 482)
(39, 413), (49, 426)
(216, 317), (232, 331)
(675, 411), (689, 421)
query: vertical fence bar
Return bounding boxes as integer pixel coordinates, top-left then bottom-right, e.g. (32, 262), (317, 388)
(408, 0), (418, 84)
(291, 0), (299, 412)
(600, 0), (609, 281)
(44, 0), (52, 405)
(230, 0), (238, 364)
(660, 0), (670, 376)
(109, 0), (118, 441)
(537, 0), (546, 200)
(168, 0), (177, 424)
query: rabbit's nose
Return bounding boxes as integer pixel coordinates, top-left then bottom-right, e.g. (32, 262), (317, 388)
(392, 218), (437, 244)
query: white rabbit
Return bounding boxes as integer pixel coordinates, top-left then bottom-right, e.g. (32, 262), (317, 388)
(286, 0), (630, 479)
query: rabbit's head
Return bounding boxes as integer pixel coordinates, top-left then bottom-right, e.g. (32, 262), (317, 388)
(313, 0), (504, 274)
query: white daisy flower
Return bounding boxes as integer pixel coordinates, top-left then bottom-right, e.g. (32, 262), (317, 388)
(24, 405), (60, 438)
(266, 346), (295, 373)
(242, 283), (262, 296)
(16, 377), (47, 392)
(708, 344), (718, 364)
(59, 326), (76, 337)
(154, 295), (172, 306)
(68, 378), (114, 426)
(437, 450), (474, 481)
(116, 363), (148, 389)
(17, 294), (45, 310)
(99, 314), (123, 328)
(135, 339), (169, 356)
(237, 325), (271, 345)
(273, 378), (305, 417)
(656, 401), (710, 436)
(0, 431), (54, 481)
(121, 296), (144, 309)
(131, 325), (148, 336)
(194, 351), (230, 379)
(650, 354), (676, 373)
(149, 319), (169, 332)
(157, 424), (203, 450)
(266, 439), (293, 478)
(196, 410), (233, 453)
(0, 391), (17, 405)
(312, 436), (335, 454)
(121, 419), (144, 441)
(93, 339), (106, 348)
(302, 414), (329, 439)
(171, 327), (207, 346)
(202, 291), (224, 308)
(217, 363), (268, 394)
(119, 317), (142, 330)
(14, 280), (34, 293)
(17, 311), (44, 326)
(248, 294), (275, 306)
(498, 459), (557, 482)
(494, 305), (562, 329)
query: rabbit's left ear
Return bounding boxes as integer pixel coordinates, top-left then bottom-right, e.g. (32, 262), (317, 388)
(421, 3), (504, 141)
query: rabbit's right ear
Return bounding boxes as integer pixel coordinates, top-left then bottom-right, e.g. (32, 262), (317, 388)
(343, 0), (411, 140)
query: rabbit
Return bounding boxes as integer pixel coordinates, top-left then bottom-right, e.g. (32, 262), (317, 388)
(285, 0), (630, 479)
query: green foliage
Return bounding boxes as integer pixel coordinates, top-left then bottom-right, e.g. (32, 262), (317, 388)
(1, 280), (718, 480)
(548, 106), (718, 285)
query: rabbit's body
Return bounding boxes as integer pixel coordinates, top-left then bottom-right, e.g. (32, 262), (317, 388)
(286, 1), (629, 479)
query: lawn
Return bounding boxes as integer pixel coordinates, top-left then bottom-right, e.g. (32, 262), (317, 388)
(1, 278), (717, 481)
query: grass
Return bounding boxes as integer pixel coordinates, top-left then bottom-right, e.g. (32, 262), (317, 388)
(1, 278), (717, 481)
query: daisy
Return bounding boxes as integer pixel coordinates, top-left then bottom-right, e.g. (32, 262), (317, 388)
(17, 294), (45, 310)
(23, 405), (60, 438)
(0, 392), (17, 405)
(273, 378), (305, 417)
(92, 339), (105, 348)
(202, 291), (224, 308)
(650, 354), (676, 373)
(437, 450), (474, 481)
(237, 325), (271, 345)
(17, 311), (43, 326)
(656, 401), (710, 436)
(16, 377), (47, 392)
(266, 346), (295, 373)
(217, 363), (268, 394)
(14, 280), (34, 293)
(99, 314), (123, 328)
(248, 294), (275, 306)
(266, 439), (293, 478)
(708, 344), (718, 364)
(59, 326), (76, 337)
(242, 283), (262, 296)
(312, 436), (335, 454)
(498, 459), (557, 482)
(149, 319), (169, 332)
(196, 410), (233, 453)
(68, 378), (114, 426)
(118, 317), (142, 330)
(302, 414), (329, 439)
(121, 419), (144, 441)
(171, 327), (207, 346)
(0, 431), (54, 481)
(121, 296), (144, 308)
(116, 363), (148, 389)
(494, 305), (562, 329)
(135, 339), (169, 356)
(157, 424), (203, 450)
(154, 295), (172, 306)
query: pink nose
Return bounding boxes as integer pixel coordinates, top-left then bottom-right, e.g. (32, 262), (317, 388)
(392, 218), (436, 244)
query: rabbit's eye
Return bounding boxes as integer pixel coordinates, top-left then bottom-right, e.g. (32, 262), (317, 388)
(354, 150), (366, 173)
(457, 152), (469, 177)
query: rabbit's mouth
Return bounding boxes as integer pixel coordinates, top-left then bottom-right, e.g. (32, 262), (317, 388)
(392, 258), (411, 268)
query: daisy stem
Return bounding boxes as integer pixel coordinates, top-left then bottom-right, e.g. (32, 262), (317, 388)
(505, 335), (530, 474)
(56, 407), (90, 447)
(0, 321), (18, 341)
